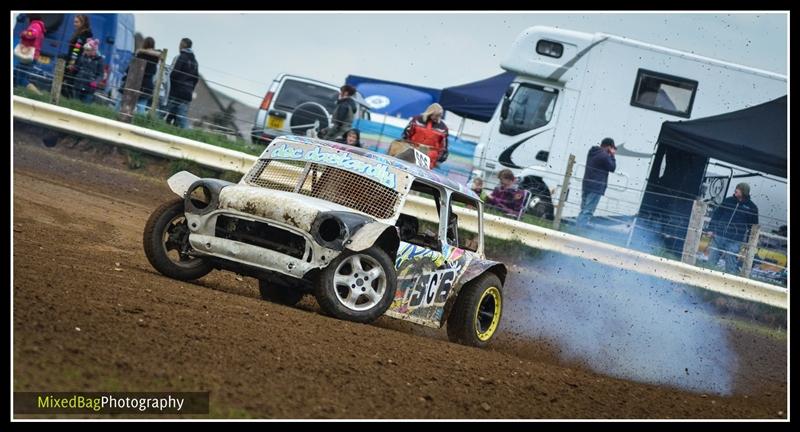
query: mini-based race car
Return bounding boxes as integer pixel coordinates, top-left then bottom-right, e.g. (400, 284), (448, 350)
(143, 135), (506, 347)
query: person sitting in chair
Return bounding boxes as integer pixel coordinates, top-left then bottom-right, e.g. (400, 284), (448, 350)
(486, 169), (526, 218)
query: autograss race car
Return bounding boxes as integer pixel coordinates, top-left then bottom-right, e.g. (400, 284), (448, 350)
(143, 135), (507, 347)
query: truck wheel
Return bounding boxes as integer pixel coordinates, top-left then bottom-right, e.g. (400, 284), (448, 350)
(143, 198), (212, 281)
(521, 176), (554, 220)
(446, 273), (503, 348)
(313, 246), (396, 324)
(258, 279), (305, 306)
(529, 195), (554, 220)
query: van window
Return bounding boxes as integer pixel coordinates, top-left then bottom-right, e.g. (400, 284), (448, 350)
(500, 83), (558, 136)
(273, 80), (338, 113)
(630, 69), (697, 118)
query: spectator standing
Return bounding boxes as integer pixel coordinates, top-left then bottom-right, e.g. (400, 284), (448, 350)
(165, 37), (199, 129)
(63, 14), (93, 99)
(706, 183), (759, 273)
(319, 85), (358, 141)
(14, 14), (46, 94)
(73, 38), (104, 104)
(133, 37), (162, 114)
(577, 137), (617, 228)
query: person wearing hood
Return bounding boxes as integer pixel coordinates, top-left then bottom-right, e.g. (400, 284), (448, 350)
(73, 38), (104, 104)
(165, 37), (199, 129)
(131, 37), (162, 114)
(14, 14), (46, 93)
(706, 183), (759, 274)
(577, 137), (617, 228)
(335, 128), (362, 148)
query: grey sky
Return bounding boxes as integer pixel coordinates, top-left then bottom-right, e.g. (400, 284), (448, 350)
(134, 12), (787, 108)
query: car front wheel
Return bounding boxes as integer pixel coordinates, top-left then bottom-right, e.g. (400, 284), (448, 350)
(313, 247), (396, 324)
(143, 198), (213, 281)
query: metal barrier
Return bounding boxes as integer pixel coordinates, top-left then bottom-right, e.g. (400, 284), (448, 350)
(12, 96), (787, 309)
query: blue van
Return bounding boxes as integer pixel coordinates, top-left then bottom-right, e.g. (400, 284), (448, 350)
(13, 13), (135, 101)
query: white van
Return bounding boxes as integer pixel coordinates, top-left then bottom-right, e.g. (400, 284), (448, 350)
(252, 74), (370, 144)
(473, 26), (786, 229)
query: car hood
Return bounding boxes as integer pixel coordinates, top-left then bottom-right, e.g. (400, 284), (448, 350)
(218, 184), (357, 231)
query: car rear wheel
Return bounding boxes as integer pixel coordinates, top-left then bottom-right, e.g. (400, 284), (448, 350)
(143, 198), (212, 281)
(313, 247), (396, 324)
(446, 273), (503, 348)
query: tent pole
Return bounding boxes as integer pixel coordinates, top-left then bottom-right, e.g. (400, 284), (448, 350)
(457, 116), (465, 139)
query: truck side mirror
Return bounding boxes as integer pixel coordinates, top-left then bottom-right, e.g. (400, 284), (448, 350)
(536, 151), (549, 162)
(505, 85), (513, 98)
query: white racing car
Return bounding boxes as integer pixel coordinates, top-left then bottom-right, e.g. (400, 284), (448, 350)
(143, 135), (507, 347)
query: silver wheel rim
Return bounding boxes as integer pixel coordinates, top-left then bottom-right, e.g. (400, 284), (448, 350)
(161, 213), (201, 268)
(332, 254), (387, 311)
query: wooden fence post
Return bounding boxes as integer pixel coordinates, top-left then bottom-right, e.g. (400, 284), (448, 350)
(50, 59), (66, 105)
(149, 48), (168, 120)
(740, 225), (761, 278)
(118, 57), (146, 123)
(552, 154), (576, 231)
(681, 199), (708, 265)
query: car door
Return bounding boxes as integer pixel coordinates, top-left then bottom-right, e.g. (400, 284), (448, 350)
(386, 181), (460, 327)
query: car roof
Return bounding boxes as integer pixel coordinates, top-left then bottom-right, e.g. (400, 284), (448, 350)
(276, 74), (339, 90)
(271, 135), (479, 199)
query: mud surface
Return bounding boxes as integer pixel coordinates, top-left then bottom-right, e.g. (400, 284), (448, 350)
(12, 125), (787, 419)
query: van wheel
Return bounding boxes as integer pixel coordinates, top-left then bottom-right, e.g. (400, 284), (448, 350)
(446, 273), (503, 348)
(313, 247), (396, 324)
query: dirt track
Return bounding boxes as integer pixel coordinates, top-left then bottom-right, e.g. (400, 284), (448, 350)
(12, 125), (787, 419)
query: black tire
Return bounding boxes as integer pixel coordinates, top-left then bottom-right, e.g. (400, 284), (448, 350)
(290, 101), (330, 135)
(258, 279), (305, 306)
(143, 198), (213, 281)
(313, 246), (396, 324)
(521, 176), (554, 220)
(529, 194), (554, 220)
(446, 272), (503, 348)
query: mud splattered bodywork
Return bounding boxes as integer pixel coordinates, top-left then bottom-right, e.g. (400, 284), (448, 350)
(162, 135), (506, 330)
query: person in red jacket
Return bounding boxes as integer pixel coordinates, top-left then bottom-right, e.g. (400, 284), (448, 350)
(401, 103), (449, 168)
(14, 14), (46, 94)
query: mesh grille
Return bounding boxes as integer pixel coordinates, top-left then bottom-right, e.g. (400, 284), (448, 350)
(246, 159), (305, 191)
(246, 160), (400, 220)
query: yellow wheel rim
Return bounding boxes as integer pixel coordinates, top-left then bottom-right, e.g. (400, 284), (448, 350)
(475, 286), (502, 341)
